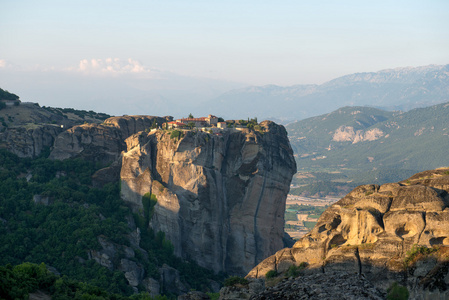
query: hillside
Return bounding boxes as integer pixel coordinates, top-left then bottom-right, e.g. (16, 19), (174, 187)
(207, 64), (449, 122)
(0, 90), (297, 298)
(286, 103), (449, 197)
(0, 149), (220, 298)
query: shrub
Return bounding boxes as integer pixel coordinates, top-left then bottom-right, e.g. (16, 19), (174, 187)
(142, 193), (158, 223)
(207, 292), (220, 300)
(223, 276), (248, 287)
(265, 270), (278, 279)
(286, 263), (307, 278)
(404, 244), (438, 266)
(387, 282), (409, 300)
(170, 130), (182, 139)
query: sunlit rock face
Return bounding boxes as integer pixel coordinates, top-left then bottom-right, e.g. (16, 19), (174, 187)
(247, 168), (449, 297)
(120, 121), (297, 275)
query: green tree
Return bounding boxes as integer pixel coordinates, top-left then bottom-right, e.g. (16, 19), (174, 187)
(265, 270), (278, 279)
(387, 282), (409, 300)
(187, 122), (195, 129)
(0, 88), (20, 101)
(223, 276), (248, 287)
(188, 113), (194, 118)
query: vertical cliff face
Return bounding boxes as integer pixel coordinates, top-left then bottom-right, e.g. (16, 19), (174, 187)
(120, 121), (297, 275)
(2, 125), (65, 158)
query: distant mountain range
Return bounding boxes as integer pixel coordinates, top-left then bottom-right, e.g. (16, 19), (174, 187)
(205, 64), (449, 122)
(2, 63), (447, 121)
(286, 102), (449, 196)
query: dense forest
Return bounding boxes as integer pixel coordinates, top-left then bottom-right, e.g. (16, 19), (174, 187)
(0, 149), (221, 299)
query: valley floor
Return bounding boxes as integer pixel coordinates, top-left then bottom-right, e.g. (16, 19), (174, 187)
(284, 195), (339, 239)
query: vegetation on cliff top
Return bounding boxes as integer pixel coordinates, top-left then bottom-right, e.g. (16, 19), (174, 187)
(42, 106), (111, 121)
(0, 87), (19, 101)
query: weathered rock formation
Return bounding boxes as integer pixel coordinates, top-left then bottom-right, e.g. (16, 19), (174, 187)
(219, 272), (385, 300)
(1, 125), (64, 157)
(247, 168), (449, 298)
(103, 115), (171, 138)
(0, 103), (106, 157)
(50, 115), (170, 164)
(332, 125), (384, 143)
(120, 121), (297, 275)
(50, 123), (124, 163)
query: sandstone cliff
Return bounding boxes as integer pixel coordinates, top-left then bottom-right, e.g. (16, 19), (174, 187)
(120, 121), (297, 275)
(247, 168), (449, 298)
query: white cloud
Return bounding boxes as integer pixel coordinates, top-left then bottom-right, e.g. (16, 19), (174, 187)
(72, 58), (150, 75)
(0, 59), (14, 69)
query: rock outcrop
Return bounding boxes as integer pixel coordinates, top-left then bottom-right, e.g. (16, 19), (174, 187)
(120, 121), (297, 275)
(50, 115), (170, 164)
(247, 168), (449, 298)
(0, 103), (107, 157)
(50, 123), (124, 163)
(1, 125), (64, 157)
(219, 272), (385, 300)
(88, 234), (166, 294)
(103, 115), (170, 138)
(332, 125), (384, 143)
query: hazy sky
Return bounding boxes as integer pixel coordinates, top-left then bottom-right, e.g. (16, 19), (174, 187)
(2, 0), (448, 85)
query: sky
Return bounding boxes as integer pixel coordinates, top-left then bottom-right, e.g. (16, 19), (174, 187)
(0, 0), (448, 115)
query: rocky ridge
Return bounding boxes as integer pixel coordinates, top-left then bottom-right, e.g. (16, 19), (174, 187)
(50, 115), (170, 163)
(219, 272), (385, 300)
(120, 121), (297, 275)
(245, 168), (449, 299)
(0, 103), (110, 157)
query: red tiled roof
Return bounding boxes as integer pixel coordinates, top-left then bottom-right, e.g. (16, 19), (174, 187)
(168, 121), (186, 126)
